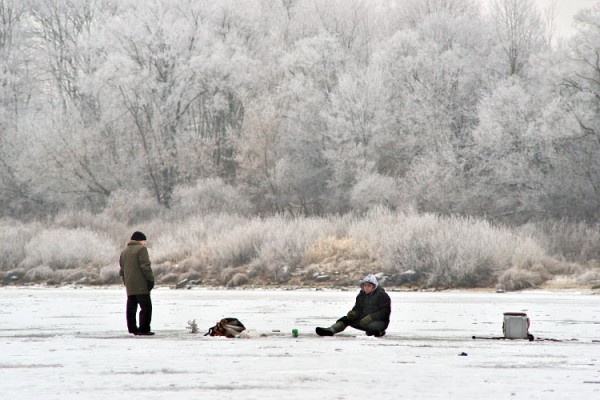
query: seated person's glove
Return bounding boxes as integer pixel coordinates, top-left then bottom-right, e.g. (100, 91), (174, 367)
(147, 280), (155, 291)
(359, 314), (373, 328)
(346, 310), (357, 320)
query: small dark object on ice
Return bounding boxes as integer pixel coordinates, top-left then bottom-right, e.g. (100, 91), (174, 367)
(472, 335), (504, 340)
(472, 335), (536, 341)
(458, 352), (468, 356)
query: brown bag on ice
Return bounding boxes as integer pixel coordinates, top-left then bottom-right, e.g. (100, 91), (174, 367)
(204, 318), (246, 338)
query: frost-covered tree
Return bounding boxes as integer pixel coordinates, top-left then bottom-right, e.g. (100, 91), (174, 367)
(312, 0), (376, 64)
(0, 0), (28, 126)
(368, 26), (485, 189)
(0, 0), (597, 224)
(0, 0), (29, 215)
(16, 0), (122, 213)
(89, 0), (254, 207)
(236, 99), (284, 213)
(0, 0), (102, 217)
(271, 32), (345, 214)
(350, 172), (402, 213)
(398, 0), (481, 28)
(489, 0), (545, 76)
(98, 1), (210, 207)
(565, 4), (600, 144)
(548, 3), (600, 220)
(323, 65), (387, 213)
(467, 77), (547, 221)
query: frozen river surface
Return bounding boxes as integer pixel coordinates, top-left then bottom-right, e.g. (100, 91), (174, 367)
(0, 287), (598, 399)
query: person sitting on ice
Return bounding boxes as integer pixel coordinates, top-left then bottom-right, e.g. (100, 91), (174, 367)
(316, 274), (391, 337)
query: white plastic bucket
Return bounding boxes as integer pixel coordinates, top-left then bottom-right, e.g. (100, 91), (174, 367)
(503, 312), (530, 339)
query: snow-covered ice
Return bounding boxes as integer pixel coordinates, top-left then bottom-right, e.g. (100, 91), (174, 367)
(0, 287), (598, 399)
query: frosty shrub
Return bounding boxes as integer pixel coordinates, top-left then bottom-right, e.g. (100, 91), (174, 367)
(199, 217), (265, 268)
(54, 211), (128, 252)
(245, 259), (267, 279)
(273, 265), (291, 283)
(219, 267), (240, 284)
(172, 214), (344, 282)
(0, 219), (39, 271)
(349, 207), (548, 288)
(99, 265), (122, 284)
(21, 228), (117, 270)
(576, 268), (600, 285)
(149, 213), (258, 265)
(148, 215), (220, 263)
(304, 264), (320, 279)
(24, 266), (55, 282)
(182, 269), (202, 281)
(257, 215), (341, 269)
(227, 272), (249, 287)
(171, 178), (251, 219)
(179, 257), (205, 274)
(1, 208), (589, 288)
(103, 188), (162, 225)
(53, 209), (100, 229)
(63, 267), (99, 283)
(159, 272), (180, 284)
(303, 236), (373, 265)
(88, 213), (130, 247)
(498, 267), (547, 291)
(350, 173), (401, 213)
(539, 258), (582, 276)
(521, 220), (600, 263)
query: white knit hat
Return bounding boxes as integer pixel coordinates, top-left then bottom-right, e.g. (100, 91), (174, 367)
(360, 274), (378, 288)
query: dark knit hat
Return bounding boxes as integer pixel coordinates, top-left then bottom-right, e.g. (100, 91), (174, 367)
(131, 231), (147, 241)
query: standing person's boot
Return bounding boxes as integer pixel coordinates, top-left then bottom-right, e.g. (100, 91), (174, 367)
(316, 320), (347, 336)
(137, 294), (153, 334)
(126, 295), (139, 334)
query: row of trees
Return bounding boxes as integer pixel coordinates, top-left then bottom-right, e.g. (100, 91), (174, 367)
(1, 0), (599, 222)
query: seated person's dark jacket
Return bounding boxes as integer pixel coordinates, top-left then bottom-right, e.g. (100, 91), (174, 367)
(349, 286), (391, 328)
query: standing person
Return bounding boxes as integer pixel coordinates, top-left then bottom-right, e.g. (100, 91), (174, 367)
(119, 231), (155, 336)
(316, 274), (391, 337)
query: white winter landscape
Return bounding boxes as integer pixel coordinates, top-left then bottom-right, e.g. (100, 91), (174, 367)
(0, 287), (598, 399)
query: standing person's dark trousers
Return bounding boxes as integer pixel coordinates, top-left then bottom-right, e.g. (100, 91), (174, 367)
(127, 294), (152, 334)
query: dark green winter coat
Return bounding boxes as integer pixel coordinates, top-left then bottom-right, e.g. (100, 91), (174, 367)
(350, 286), (391, 324)
(119, 240), (154, 296)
